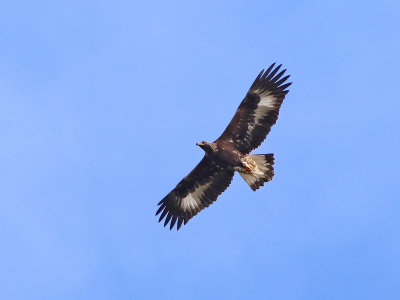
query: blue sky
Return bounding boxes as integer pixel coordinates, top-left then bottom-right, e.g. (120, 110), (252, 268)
(1, 0), (399, 299)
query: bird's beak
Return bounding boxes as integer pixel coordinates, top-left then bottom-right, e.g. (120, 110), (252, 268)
(196, 142), (203, 147)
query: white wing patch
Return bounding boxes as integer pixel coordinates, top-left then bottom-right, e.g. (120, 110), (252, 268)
(180, 180), (213, 212)
(246, 90), (279, 138)
(258, 92), (277, 108)
(253, 89), (277, 111)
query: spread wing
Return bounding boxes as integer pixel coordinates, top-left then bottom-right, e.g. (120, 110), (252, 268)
(216, 63), (292, 154)
(156, 156), (234, 230)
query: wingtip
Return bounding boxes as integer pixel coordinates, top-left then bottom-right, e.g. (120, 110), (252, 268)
(266, 64), (282, 80)
(275, 74), (290, 87)
(282, 82), (293, 94)
(264, 63), (276, 76)
(271, 69), (286, 83)
(163, 212), (172, 227)
(169, 216), (177, 230)
(281, 82), (293, 89)
(155, 204), (165, 216)
(158, 208), (168, 222)
(177, 217), (183, 230)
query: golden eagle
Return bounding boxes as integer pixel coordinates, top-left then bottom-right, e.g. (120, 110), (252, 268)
(156, 63), (292, 230)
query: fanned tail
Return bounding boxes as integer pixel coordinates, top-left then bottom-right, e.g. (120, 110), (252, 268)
(238, 154), (274, 191)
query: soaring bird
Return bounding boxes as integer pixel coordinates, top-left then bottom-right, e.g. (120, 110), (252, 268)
(156, 63), (292, 230)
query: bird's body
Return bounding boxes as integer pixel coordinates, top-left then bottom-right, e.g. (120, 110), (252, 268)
(156, 63), (292, 230)
(197, 141), (264, 175)
(197, 141), (241, 169)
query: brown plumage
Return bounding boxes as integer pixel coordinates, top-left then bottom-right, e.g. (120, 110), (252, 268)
(156, 63), (292, 230)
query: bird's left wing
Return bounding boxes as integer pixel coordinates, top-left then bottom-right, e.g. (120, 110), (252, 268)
(156, 156), (234, 230)
(216, 63), (292, 154)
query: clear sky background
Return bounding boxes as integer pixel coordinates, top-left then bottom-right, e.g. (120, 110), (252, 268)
(1, 1), (399, 299)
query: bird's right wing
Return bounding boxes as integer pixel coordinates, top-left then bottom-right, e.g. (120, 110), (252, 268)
(156, 156), (234, 230)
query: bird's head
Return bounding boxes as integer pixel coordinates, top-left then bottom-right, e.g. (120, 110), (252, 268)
(196, 141), (217, 153)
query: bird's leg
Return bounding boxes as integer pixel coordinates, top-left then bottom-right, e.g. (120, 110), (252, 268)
(239, 155), (256, 174)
